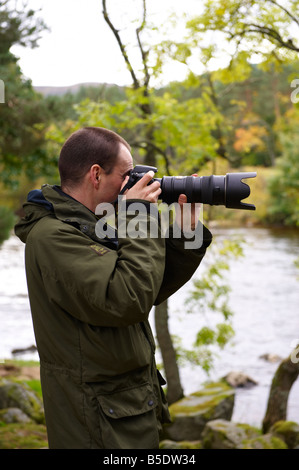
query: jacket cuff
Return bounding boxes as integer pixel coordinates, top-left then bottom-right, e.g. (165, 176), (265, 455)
(167, 221), (213, 251)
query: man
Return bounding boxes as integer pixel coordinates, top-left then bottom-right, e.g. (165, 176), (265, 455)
(15, 126), (212, 449)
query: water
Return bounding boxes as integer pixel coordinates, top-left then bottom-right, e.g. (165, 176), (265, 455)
(160, 226), (299, 427)
(0, 235), (38, 362)
(1, 227), (299, 428)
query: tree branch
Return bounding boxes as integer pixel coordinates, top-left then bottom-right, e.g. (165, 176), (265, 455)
(102, 0), (140, 89)
(237, 23), (299, 52)
(268, 0), (299, 28)
(136, 0), (150, 89)
(131, 139), (172, 175)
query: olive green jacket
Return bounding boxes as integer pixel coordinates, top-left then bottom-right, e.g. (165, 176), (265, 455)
(14, 185), (212, 449)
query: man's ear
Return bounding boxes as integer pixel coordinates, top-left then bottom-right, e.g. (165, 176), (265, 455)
(90, 164), (102, 187)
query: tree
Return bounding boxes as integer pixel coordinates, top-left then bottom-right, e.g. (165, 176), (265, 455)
(186, 0), (299, 63)
(0, 0), (53, 187)
(0, 205), (15, 245)
(102, 0), (156, 167)
(100, 0), (220, 403)
(161, 0), (299, 168)
(263, 343), (299, 432)
(267, 107), (299, 225)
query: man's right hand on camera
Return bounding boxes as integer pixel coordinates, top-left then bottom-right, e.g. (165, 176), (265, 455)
(121, 171), (161, 203)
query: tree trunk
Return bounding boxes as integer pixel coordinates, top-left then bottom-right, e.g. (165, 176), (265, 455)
(262, 344), (299, 433)
(102, 0), (185, 404)
(154, 300), (184, 404)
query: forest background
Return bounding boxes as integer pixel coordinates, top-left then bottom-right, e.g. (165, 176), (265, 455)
(1, 0), (299, 424)
(1, 0), (299, 234)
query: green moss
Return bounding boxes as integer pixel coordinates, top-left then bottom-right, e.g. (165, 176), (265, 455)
(199, 381), (233, 392)
(17, 379), (43, 400)
(240, 434), (288, 449)
(0, 423), (48, 449)
(239, 423), (262, 436)
(270, 420), (299, 448)
(270, 436), (288, 449)
(160, 439), (202, 449)
(169, 381), (234, 419)
(271, 420), (298, 433)
(0, 379), (45, 424)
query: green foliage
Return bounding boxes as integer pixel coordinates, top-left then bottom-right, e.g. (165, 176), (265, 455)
(0, 1), (52, 187)
(48, 85), (220, 176)
(267, 133), (299, 225)
(175, 238), (244, 373)
(186, 0), (299, 66)
(0, 205), (16, 245)
(186, 238), (244, 316)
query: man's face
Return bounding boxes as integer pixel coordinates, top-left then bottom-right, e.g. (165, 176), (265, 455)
(97, 143), (133, 204)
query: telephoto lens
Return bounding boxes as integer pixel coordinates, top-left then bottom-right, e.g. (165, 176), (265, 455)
(159, 172), (256, 210)
(124, 165), (256, 211)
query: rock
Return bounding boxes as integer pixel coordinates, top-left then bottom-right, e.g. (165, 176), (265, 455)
(11, 345), (37, 355)
(237, 433), (288, 449)
(0, 378), (44, 424)
(0, 407), (32, 424)
(223, 371), (258, 388)
(202, 419), (290, 449)
(159, 439), (202, 449)
(259, 353), (282, 363)
(162, 381), (235, 441)
(269, 420), (299, 449)
(202, 419), (260, 449)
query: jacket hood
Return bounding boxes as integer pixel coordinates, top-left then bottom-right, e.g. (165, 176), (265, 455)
(14, 185), (100, 244)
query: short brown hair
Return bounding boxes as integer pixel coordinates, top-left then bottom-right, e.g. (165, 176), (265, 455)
(58, 127), (131, 187)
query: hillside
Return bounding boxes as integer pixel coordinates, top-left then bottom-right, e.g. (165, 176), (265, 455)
(34, 82), (118, 96)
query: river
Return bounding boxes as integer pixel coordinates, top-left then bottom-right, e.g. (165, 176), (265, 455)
(1, 226), (299, 429)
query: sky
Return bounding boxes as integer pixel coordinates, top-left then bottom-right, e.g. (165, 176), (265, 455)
(11, 0), (202, 88)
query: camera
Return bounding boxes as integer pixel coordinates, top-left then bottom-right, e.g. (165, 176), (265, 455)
(122, 165), (256, 210)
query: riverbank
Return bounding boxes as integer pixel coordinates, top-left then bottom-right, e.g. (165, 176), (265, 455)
(1, 360), (299, 450)
(1, 226), (299, 429)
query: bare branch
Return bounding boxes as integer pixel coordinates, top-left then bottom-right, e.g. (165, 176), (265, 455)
(136, 0), (150, 88)
(268, 0), (299, 28)
(131, 139), (172, 174)
(234, 22), (299, 52)
(102, 0), (140, 88)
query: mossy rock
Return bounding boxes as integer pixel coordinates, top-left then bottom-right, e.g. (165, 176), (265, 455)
(0, 407), (32, 424)
(0, 423), (48, 449)
(269, 420), (299, 449)
(162, 381), (235, 441)
(238, 433), (288, 449)
(160, 439), (202, 449)
(202, 419), (261, 449)
(0, 378), (44, 424)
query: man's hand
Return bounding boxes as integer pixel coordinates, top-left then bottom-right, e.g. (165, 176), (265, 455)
(175, 174), (201, 232)
(121, 171), (161, 203)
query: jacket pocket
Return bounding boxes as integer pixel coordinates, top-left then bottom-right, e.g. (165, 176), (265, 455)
(96, 383), (160, 449)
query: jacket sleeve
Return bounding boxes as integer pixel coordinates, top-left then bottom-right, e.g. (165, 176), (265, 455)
(154, 221), (212, 305)
(27, 210), (165, 328)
